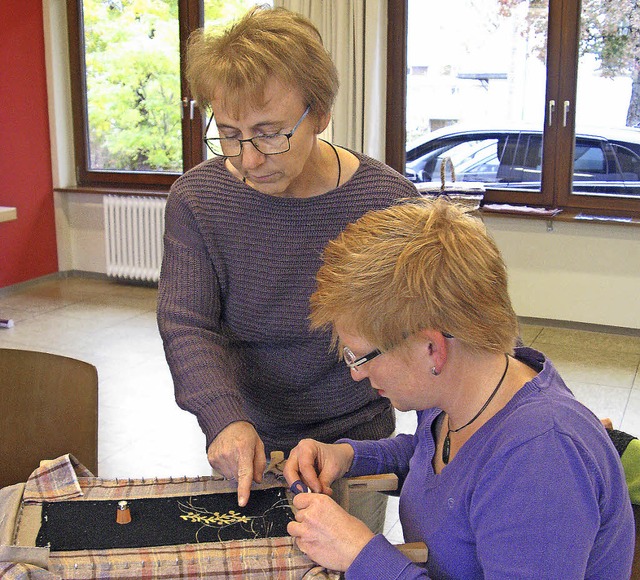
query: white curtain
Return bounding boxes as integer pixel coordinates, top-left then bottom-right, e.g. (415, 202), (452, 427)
(273, 0), (387, 161)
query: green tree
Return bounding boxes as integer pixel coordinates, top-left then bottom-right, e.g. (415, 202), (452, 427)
(500, 0), (640, 126)
(580, 0), (640, 126)
(84, 0), (182, 171)
(83, 0), (264, 173)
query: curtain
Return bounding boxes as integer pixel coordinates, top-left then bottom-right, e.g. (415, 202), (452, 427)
(273, 0), (387, 161)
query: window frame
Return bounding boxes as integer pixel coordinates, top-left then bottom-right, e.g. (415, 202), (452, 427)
(66, 0), (205, 190)
(386, 0), (640, 218)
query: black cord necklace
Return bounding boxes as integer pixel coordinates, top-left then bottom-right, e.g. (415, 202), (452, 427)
(442, 353), (510, 465)
(324, 140), (342, 189)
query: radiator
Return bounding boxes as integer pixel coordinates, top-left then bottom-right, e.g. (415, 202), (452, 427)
(103, 195), (166, 283)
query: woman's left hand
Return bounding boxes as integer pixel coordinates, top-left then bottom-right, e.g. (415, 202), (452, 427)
(287, 492), (375, 571)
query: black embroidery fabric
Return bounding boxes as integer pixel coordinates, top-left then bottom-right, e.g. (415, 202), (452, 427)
(36, 488), (293, 551)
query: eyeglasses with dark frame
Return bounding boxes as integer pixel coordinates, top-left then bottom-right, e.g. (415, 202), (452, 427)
(343, 346), (382, 370)
(204, 106), (311, 158)
(343, 332), (454, 371)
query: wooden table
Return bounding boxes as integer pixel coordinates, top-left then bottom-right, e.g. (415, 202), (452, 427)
(0, 206), (17, 223)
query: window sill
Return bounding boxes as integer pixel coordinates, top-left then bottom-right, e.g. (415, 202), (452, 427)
(54, 189), (640, 227)
(480, 206), (640, 228)
(55, 186), (169, 198)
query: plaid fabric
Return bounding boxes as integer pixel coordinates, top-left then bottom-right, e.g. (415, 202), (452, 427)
(23, 455), (278, 504)
(0, 562), (59, 579)
(8, 456), (340, 579)
(47, 537), (339, 579)
(22, 455), (94, 504)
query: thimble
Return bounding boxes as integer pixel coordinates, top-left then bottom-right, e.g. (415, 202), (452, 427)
(116, 500), (132, 525)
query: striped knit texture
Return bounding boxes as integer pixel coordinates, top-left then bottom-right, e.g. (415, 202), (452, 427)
(157, 153), (418, 451)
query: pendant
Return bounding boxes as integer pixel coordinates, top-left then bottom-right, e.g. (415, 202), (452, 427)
(442, 433), (451, 465)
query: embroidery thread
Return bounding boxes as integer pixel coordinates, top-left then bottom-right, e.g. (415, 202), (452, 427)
(177, 494), (292, 542)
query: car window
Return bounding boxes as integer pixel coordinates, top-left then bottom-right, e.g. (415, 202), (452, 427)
(495, 133), (542, 186)
(570, 138), (640, 195)
(573, 142), (606, 177)
(612, 144), (640, 181)
(448, 140), (500, 181)
(406, 137), (502, 183)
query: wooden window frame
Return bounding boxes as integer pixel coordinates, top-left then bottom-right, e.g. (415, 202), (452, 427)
(66, 0), (205, 190)
(386, 0), (640, 218)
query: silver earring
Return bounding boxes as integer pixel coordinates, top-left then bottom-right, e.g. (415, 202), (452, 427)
(431, 366), (439, 376)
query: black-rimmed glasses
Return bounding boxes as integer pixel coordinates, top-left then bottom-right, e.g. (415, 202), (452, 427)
(343, 346), (383, 371)
(342, 332), (453, 372)
(204, 106), (310, 157)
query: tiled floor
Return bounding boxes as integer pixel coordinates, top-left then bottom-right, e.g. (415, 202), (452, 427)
(1, 275), (639, 545)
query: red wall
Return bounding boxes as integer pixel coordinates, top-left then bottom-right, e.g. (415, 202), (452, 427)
(0, 0), (58, 288)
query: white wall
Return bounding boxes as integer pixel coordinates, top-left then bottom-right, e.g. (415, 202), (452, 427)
(485, 215), (640, 329)
(44, 0), (640, 330)
(54, 191), (106, 275)
(53, 198), (640, 330)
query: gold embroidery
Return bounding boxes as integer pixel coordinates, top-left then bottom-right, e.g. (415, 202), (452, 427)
(177, 494), (292, 542)
(180, 509), (251, 527)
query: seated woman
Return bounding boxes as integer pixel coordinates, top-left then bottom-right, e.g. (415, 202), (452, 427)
(284, 198), (634, 579)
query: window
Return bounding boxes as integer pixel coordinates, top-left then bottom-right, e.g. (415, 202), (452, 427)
(387, 0), (640, 217)
(67, 0), (268, 190)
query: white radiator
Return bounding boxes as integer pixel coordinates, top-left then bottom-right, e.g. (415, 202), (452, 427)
(103, 195), (166, 283)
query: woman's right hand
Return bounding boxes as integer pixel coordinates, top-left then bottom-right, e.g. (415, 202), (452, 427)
(207, 421), (266, 507)
(288, 492), (374, 571)
(284, 439), (355, 495)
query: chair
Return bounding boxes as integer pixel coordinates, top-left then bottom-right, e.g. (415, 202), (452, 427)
(334, 473), (428, 564)
(0, 348), (98, 488)
(632, 503), (640, 580)
(605, 426), (640, 578)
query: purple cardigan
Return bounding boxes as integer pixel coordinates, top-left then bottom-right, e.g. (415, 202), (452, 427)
(157, 154), (417, 452)
(342, 348), (634, 579)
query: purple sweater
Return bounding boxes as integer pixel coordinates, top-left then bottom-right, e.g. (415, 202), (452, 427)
(157, 154), (417, 452)
(342, 348), (634, 579)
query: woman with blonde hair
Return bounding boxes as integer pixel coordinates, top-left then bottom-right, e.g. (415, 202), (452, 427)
(157, 5), (416, 513)
(285, 198), (634, 578)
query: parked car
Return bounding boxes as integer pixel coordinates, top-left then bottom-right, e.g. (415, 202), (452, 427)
(405, 124), (640, 197)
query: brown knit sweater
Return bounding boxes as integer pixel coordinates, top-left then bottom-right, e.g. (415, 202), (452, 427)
(157, 152), (418, 453)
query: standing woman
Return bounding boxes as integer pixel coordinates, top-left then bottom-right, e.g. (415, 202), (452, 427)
(157, 5), (417, 512)
(285, 198), (634, 578)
